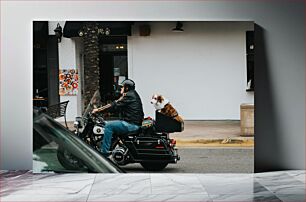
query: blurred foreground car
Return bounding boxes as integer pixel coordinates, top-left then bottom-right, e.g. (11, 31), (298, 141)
(33, 108), (123, 173)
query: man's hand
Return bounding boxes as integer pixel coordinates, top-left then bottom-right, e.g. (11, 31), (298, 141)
(92, 108), (100, 114)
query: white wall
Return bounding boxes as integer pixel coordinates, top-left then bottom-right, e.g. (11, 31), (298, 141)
(129, 22), (254, 120)
(49, 21), (78, 122)
(74, 37), (84, 117)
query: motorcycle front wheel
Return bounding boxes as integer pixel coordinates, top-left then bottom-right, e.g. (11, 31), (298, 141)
(140, 162), (168, 171)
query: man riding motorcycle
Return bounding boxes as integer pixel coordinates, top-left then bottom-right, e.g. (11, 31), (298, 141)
(92, 79), (144, 157)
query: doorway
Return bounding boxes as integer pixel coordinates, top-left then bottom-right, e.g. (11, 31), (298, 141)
(99, 36), (128, 104)
(33, 21), (59, 107)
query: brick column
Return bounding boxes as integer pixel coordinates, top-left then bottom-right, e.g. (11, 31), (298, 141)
(81, 23), (100, 108)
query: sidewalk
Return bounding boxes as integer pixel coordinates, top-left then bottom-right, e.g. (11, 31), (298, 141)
(171, 120), (254, 147)
(63, 120), (254, 148)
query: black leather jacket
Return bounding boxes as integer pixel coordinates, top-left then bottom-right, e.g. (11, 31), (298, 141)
(111, 90), (144, 126)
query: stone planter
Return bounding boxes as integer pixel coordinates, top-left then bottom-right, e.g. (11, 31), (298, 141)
(240, 103), (254, 136)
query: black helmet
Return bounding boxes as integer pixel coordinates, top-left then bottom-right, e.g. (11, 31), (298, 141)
(121, 79), (135, 91)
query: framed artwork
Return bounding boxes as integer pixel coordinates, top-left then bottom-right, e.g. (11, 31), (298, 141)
(59, 69), (79, 96)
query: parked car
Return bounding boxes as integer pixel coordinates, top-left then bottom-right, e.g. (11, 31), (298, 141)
(33, 108), (123, 173)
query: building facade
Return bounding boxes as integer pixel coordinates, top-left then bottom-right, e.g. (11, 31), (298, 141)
(44, 21), (254, 121)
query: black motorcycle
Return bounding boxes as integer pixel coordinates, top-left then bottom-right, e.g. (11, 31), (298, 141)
(73, 90), (183, 171)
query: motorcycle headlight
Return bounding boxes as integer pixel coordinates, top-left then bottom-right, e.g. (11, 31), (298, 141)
(74, 117), (83, 128)
(73, 121), (80, 129)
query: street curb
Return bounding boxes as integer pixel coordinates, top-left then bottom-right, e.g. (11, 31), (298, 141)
(175, 138), (254, 147)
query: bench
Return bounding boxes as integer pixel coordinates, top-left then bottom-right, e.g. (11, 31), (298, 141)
(45, 101), (69, 128)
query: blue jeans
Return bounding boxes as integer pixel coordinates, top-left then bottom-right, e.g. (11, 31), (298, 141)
(101, 120), (139, 156)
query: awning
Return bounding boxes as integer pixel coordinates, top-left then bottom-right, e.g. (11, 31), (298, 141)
(63, 21), (133, 38)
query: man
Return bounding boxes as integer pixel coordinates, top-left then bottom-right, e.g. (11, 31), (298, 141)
(92, 79), (144, 157)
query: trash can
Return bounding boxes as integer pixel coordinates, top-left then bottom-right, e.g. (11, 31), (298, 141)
(240, 103), (254, 136)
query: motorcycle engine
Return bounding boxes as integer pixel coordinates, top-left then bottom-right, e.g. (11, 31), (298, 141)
(93, 125), (104, 135)
(111, 147), (129, 165)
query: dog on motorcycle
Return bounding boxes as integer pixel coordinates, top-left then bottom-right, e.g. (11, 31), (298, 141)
(151, 94), (184, 123)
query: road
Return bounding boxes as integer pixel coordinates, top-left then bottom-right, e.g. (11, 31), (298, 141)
(121, 147), (254, 173)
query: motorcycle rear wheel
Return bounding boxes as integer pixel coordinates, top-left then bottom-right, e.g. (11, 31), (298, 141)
(140, 162), (168, 171)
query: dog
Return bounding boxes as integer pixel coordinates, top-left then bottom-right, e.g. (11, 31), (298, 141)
(150, 94), (184, 123)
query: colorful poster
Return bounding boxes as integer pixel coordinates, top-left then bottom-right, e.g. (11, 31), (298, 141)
(59, 69), (78, 96)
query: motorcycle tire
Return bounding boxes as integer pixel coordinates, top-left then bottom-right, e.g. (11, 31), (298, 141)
(140, 162), (168, 171)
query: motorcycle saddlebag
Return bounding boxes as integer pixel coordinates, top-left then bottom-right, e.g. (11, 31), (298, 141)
(155, 111), (184, 133)
(132, 136), (170, 157)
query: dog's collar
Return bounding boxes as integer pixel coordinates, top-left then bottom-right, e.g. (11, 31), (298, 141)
(158, 99), (169, 109)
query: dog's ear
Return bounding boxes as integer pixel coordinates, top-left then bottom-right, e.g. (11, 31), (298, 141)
(157, 95), (164, 103)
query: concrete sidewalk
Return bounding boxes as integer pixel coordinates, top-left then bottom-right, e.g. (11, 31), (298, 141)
(63, 120), (254, 147)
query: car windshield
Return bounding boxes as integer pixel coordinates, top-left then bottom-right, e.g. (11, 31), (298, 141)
(33, 110), (122, 173)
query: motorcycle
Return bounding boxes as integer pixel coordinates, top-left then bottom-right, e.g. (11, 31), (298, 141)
(73, 90), (183, 171)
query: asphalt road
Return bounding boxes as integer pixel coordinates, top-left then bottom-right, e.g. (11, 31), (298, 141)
(121, 147), (254, 173)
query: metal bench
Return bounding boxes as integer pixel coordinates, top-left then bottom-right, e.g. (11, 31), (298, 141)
(45, 101), (69, 128)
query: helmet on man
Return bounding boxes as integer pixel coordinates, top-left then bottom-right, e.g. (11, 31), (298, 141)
(120, 79), (135, 92)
